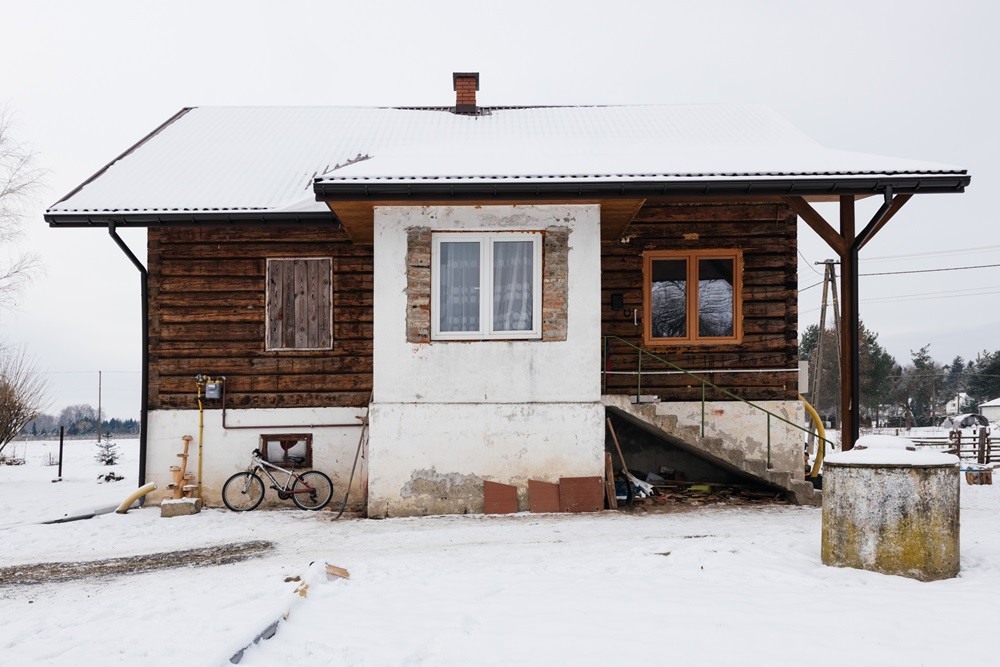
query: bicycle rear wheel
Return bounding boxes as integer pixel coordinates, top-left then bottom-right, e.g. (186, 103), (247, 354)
(222, 472), (265, 511)
(291, 471), (334, 510)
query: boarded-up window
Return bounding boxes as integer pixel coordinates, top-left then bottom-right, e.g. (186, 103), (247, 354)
(266, 258), (333, 350)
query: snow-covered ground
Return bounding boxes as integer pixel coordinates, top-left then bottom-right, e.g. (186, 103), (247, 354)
(1, 438), (999, 666)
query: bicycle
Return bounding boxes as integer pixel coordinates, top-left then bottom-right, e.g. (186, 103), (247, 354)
(222, 449), (334, 511)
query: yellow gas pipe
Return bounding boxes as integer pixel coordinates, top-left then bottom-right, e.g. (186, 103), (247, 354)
(196, 377), (205, 499)
(799, 394), (826, 478)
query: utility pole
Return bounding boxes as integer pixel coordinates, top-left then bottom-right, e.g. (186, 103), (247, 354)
(97, 370), (102, 439)
(807, 260), (842, 455)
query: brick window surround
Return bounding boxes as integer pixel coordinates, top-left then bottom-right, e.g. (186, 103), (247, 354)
(406, 226), (569, 343)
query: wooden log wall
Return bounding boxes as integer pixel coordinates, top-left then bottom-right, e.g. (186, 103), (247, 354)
(602, 202), (798, 402)
(148, 226), (372, 410)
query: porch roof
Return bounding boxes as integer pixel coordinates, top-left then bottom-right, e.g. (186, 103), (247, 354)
(46, 104), (968, 226)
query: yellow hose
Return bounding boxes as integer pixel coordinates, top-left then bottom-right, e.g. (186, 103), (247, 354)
(800, 394), (826, 478)
(115, 483), (157, 514)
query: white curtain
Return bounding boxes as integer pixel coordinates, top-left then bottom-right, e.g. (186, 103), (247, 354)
(439, 241), (480, 332)
(492, 240), (533, 331)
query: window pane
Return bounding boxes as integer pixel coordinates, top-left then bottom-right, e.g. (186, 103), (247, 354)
(439, 241), (480, 332)
(493, 240), (534, 331)
(650, 259), (687, 338)
(698, 258), (734, 337)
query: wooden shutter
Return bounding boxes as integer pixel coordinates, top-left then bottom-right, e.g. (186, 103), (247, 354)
(266, 258), (333, 350)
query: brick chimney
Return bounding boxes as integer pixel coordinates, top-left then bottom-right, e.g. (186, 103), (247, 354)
(453, 72), (480, 115)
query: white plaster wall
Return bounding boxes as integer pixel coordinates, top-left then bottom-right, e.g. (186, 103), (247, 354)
(146, 407), (366, 508)
(368, 402), (606, 517)
(657, 400), (806, 480)
(373, 205), (601, 404)
(369, 205), (605, 516)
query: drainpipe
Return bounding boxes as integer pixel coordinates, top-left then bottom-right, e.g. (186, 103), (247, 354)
(107, 222), (149, 487)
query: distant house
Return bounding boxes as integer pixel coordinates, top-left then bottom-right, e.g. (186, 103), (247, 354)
(980, 397), (1000, 423)
(944, 392), (973, 416)
(45, 73), (969, 516)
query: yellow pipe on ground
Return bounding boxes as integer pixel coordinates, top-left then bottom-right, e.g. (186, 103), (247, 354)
(800, 394), (826, 478)
(116, 483), (157, 514)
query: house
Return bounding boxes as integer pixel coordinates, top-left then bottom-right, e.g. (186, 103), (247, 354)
(944, 392), (973, 416)
(45, 73), (969, 516)
(979, 397), (1000, 423)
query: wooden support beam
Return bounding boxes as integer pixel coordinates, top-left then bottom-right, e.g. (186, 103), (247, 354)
(840, 196), (858, 450)
(857, 193), (912, 252)
(780, 196), (845, 255)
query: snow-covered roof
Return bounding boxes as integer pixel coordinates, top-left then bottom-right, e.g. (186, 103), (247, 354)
(979, 397), (1000, 407)
(46, 104), (968, 224)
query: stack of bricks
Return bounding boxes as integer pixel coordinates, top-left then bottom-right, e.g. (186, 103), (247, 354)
(405, 226), (432, 343)
(542, 226), (570, 341)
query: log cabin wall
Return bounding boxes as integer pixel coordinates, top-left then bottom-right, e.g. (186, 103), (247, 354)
(602, 202), (798, 402)
(147, 225), (373, 410)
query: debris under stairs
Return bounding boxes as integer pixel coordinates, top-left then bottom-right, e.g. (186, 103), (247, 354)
(603, 396), (821, 506)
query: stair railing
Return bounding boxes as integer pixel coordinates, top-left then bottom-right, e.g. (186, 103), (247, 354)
(602, 335), (834, 469)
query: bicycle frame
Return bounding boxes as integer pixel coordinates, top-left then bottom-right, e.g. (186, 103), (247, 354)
(247, 453), (316, 498)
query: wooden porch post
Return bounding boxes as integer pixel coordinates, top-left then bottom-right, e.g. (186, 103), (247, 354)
(840, 196), (859, 450)
(784, 192), (912, 452)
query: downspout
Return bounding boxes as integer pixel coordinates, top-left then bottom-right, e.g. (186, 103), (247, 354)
(107, 222), (149, 488)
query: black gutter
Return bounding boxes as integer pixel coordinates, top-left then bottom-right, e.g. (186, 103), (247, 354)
(107, 223), (149, 489)
(314, 174), (970, 200)
(45, 211), (336, 229)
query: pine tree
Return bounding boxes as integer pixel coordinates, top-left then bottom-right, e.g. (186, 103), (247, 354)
(94, 433), (120, 465)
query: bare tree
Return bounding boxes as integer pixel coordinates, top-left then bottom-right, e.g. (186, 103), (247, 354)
(0, 345), (49, 455)
(0, 107), (43, 308)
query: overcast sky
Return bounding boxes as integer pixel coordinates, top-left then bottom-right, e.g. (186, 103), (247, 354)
(2, 0), (997, 419)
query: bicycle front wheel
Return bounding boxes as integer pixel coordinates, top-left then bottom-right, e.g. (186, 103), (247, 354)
(291, 471), (334, 510)
(222, 472), (265, 511)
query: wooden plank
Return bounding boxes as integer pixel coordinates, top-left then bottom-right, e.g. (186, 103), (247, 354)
(604, 453), (618, 510)
(606, 418), (629, 475)
(527, 480), (561, 513)
(483, 481), (519, 514)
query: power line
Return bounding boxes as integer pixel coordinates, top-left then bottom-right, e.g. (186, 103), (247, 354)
(860, 263), (1000, 277)
(800, 285), (1000, 314)
(798, 249), (822, 277)
(862, 245), (1000, 262)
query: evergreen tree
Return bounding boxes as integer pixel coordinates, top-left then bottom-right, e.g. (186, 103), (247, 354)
(968, 350), (1000, 405)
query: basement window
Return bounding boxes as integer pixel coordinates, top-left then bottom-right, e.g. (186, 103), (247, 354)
(431, 232), (542, 340)
(643, 250), (743, 345)
(265, 258), (333, 351)
(259, 433), (313, 468)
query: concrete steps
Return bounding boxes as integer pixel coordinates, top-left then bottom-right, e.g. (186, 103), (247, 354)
(604, 395), (821, 506)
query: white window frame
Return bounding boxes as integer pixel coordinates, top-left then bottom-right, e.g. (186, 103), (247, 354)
(431, 231), (543, 341)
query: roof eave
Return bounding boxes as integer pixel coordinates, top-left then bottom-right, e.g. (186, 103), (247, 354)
(44, 210), (337, 228)
(313, 174), (971, 200)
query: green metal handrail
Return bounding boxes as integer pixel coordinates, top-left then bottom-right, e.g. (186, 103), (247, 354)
(602, 335), (834, 469)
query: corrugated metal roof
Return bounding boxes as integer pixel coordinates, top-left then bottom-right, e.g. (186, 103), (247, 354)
(47, 104), (966, 218)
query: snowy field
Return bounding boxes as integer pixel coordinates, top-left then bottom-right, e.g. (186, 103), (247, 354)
(1, 438), (1000, 666)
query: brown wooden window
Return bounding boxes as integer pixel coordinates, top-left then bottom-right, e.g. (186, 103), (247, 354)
(642, 250), (743, 346)
(259, 433), (313, 467)
(266, 258), (333, 351)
